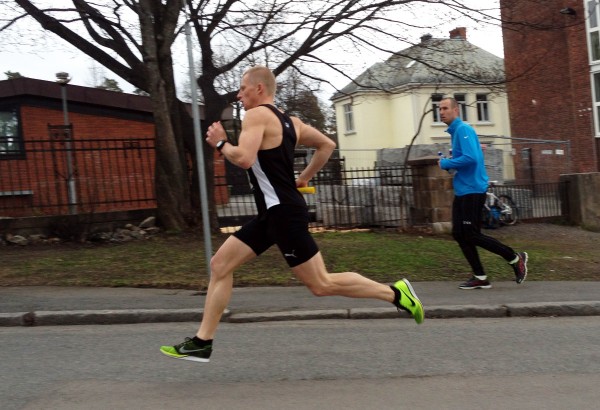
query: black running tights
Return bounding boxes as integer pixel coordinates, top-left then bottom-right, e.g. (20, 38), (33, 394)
(451, 193), (515, 276)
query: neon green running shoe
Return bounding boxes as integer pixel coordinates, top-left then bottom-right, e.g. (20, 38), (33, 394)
(160, 337), (212, 363)
(392, 279), (424, 324)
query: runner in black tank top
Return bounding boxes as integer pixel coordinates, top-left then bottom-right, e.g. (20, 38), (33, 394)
(234, 104), (318, 268)
(246, 104), (306, 215)
(160, 65), (424, 364)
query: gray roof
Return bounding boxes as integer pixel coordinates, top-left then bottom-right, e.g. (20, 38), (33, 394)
(332, 37), (504, 100)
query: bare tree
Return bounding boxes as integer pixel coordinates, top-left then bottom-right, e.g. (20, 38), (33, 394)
(4, 71), (23, 79)
(275, 69), (326, 130)
(95, 77), (123, 92)
(3, 0), (193, 231)
(1, 0), (506, 231)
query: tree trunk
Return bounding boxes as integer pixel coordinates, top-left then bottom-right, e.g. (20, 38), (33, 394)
(139, 0), (191, 231)
(181, 96), (227, 233)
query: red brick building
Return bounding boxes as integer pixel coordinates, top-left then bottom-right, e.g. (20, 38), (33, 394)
(501, 0), (599, 183)
(0, 77), (229, 218)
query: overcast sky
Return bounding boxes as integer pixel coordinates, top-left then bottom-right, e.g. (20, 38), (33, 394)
(0, 4), (503, 98)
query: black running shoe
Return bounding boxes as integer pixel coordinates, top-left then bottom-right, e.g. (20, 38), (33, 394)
(160, 337), (212, 362)
(512, 252), (528, 284)
(459, 276), (492, 290)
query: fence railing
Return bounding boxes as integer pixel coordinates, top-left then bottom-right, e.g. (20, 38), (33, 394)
(484, 182), (564, 222)
(0, 137), (156, 217)
(216, 177), (566, 229)
(216, 165), (416, 229)
(1, 138), (566, 229)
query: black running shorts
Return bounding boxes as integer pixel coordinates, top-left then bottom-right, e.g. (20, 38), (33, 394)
(233, 204), (319, 267)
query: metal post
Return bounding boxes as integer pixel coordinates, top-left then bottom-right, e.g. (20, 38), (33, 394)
(56, 72), (77, 214)
(185, 10), (212, 277)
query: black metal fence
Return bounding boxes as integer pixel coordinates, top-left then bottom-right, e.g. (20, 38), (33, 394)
(216, 172), (566, 229)
(216, 165), (415, 229)
(486, 181), (565, 222)
(0, 137), (155, 217)
(1, 137), (567, 229)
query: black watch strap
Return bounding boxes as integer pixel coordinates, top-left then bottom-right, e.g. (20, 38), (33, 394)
(216, 140), (227, 152)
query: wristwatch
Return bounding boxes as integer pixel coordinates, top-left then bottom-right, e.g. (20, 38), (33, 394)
(215, 140), (228, 152)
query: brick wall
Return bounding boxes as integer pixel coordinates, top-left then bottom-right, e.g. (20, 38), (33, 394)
(501, 0), (598, 182)
(1, 104), (157, 216)
(1, 102), (231, 217)
(20, 106), (155, 139)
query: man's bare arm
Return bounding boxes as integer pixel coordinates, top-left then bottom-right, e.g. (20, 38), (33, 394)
(206, 110), (265, 169)
(293, 118), (336, 186)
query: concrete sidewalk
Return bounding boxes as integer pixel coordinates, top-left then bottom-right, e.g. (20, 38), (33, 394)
(1, 281), (599, 326)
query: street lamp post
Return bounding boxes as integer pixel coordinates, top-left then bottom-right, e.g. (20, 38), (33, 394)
(56, 72), (77, 214)
(185, 10), (212, 277)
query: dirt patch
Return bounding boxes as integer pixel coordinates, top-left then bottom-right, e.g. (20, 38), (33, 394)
(488, 222), (600, 280)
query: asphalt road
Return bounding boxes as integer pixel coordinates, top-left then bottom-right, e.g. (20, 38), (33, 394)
(1, 317), (599, 409)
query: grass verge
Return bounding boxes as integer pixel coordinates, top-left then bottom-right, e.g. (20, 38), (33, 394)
(1, 223), (598, 289)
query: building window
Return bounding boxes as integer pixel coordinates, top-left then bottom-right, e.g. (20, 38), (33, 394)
(454, 93), (468, 121)
(593, 73), (600, 135)
(587, 1), (600, 135)
(476, 94), (490, 122)
(587, 0), (600, 62)
(343, 103), (355, 133)
(432, 94), (443, 123)
(0, 106), (22, 158)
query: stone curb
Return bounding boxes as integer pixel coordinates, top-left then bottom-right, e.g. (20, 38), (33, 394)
(506, 301), (600, 317)
(227, 309), (349, 323)
(0, 309), (224, 327)
(1, 302), (599, 327)
(425, 305), (507, 319)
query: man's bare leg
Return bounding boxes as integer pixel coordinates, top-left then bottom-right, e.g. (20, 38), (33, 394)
(292, 252), (394, 301)
(197, 235), (257, 340)
(160, 235), (256, 361)
(292, 252), (424, 324)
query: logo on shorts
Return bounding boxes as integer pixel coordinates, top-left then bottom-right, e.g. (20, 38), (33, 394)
(284, 250), (297, 258)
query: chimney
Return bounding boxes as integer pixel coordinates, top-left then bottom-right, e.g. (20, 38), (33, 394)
(420, 33), (433, 43)
(449, 27), (467, 40)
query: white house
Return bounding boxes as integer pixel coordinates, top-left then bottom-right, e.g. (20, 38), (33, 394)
(331, 27), (514, 181)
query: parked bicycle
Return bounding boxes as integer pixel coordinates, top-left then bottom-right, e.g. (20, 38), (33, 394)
(482, 181), (518, 228)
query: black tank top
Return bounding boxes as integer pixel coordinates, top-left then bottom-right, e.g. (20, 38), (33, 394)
(247, 104), (306, 215)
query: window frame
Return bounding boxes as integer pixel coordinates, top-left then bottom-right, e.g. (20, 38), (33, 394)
(587, 1), (600, 136)
(593, 72), (600, 137)
(587, 0), (600, 63)
(431, 94), (444, 123)
(454, 93), (468, 121)
(476, 93), (490, 122)
(342, 102), (355, 133)
(0, 104), (24, 159)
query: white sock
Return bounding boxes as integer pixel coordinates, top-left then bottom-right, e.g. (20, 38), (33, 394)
(474, 274), (487, 280)
(509, 254), (519, 264)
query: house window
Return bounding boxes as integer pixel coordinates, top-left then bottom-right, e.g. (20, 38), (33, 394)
(593, 72), (600, 135)
(587, 1), (600, 135)
(0, 107), (22, 158)
(432, 94), (443, 123)
(343, 103), (355, 132)
(587, 0), (600, 62)
(476, 94), (490, 122)
(454, 93), (468, 121)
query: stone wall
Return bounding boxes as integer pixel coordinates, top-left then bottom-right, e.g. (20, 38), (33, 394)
(0, 209), (156, 239)
(559, 172), (600, 232)
(407, 156), (454, 227)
